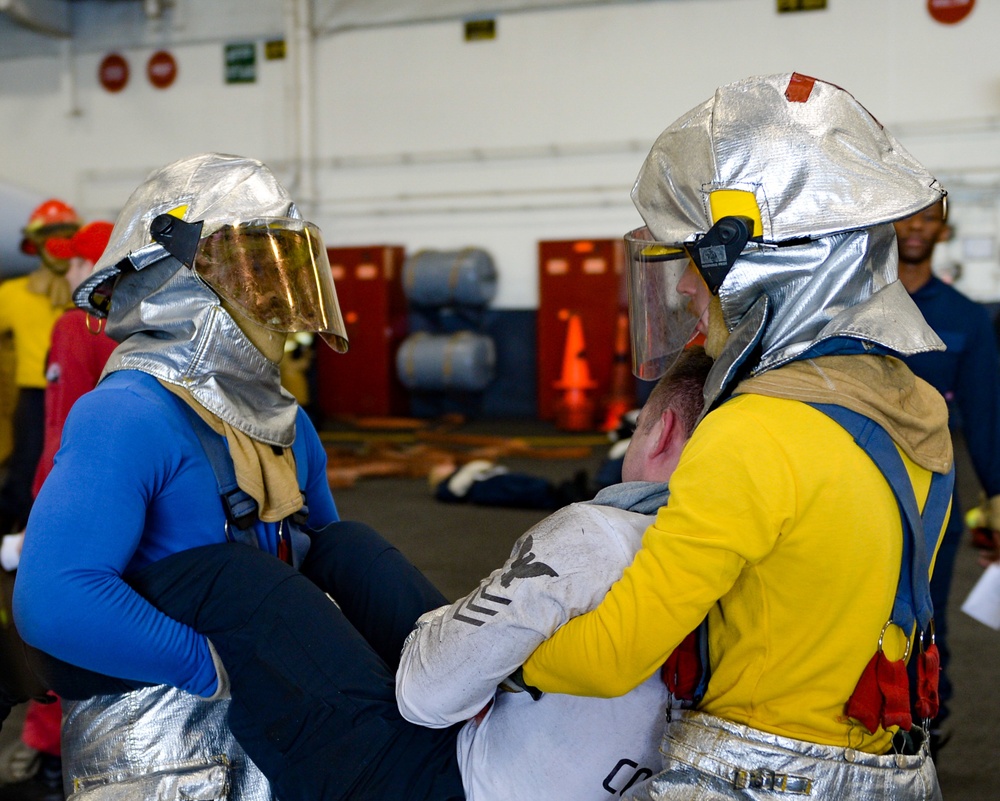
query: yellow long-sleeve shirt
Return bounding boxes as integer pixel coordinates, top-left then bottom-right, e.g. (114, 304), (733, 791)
(0, 275), (64, 388)
(523, 392), (945, 754)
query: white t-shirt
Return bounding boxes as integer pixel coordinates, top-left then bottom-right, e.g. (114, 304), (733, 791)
(397, 485), (673, 801)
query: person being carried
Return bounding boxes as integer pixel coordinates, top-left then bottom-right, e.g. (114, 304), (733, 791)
(520, 73), (954, 800)
(396, 346), (713, 801)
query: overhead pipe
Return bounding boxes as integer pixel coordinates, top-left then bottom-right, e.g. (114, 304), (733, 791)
(62, 37), (82, 117)
(317, 139), (649, 170)
(284, 0), (316, 216)
(0, 0), (70, 37)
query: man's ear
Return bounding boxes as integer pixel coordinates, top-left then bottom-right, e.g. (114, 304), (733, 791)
(650, 408), (679, 461)
(938, 223), (953, 244)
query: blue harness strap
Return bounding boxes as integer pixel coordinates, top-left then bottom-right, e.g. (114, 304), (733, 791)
(166, 393), (311, 549)
(170, 396), (261, 533)
(291, 433), (309, 497)
(808, 403), (954, 633)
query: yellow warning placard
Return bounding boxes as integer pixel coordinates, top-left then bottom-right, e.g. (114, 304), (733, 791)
(777, 0), (827, 11)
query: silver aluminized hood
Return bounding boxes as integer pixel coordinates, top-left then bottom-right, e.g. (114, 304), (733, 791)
(702, 226), (945, 409)
(629, 73), (946, 406)
(102, 258), (298, 447)
(76, 153), (310, 446)
(632, 73), (945, 246)
(76, 153), (300, 317)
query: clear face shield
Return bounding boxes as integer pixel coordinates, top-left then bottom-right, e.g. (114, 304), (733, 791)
(147, 214), (348, 353)
(626, 200), (761, 379)
(625, 226), (704, 381)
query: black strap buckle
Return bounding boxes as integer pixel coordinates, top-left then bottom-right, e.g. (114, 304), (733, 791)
(222, 487), (258, 531)
(688, 216), (755, 294)
(150, 214), (204, 269)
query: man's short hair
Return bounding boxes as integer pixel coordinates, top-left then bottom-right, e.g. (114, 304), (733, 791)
(640, 346), (713, 437)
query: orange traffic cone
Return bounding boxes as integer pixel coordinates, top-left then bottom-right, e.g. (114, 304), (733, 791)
(553, 313), (598, 431)
(601, 311), (634, 431)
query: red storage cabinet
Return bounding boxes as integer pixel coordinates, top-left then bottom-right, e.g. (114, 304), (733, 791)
(315, 245), (409, 418)
(537, 238), (628, 423)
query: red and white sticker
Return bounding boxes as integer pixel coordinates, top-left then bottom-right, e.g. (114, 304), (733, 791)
(147, 50), (178, 89)
(98, 53), (129, 93)
(927, 0), (975, 25)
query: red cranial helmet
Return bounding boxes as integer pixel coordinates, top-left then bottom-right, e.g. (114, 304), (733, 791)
(21, 199), (82, 256)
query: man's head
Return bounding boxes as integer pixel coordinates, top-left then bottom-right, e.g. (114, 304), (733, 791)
(44, 221), (114, 295)
(893, 199), (950, 294)
(20, 199), (81, 275)
(624, 74), (946, 405)
(621, 346), (713, 484)
(74, 153), (347, 356)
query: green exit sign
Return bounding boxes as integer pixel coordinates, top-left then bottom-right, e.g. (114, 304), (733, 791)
(225, 42), (256, 84)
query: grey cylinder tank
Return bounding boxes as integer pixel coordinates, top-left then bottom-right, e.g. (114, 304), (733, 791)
(396, 331), (496, 392)
(403, 248), (497, 307)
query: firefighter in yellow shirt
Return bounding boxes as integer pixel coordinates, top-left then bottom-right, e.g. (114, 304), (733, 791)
(0, 199), (80, 532)
(522, 74), (952, 800)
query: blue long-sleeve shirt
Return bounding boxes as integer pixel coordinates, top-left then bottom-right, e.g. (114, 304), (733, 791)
(14, 370), (338, 697)
(904, 276), (1000, 499)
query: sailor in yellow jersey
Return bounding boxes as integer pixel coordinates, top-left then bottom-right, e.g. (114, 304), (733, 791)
(0, 199), (80, 532)
(521, 74), (952, 800)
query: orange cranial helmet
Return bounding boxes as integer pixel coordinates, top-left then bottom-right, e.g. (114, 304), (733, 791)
(21, 199), (82, 256)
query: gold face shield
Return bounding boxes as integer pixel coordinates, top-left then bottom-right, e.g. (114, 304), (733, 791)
(193, 219), (347, 352)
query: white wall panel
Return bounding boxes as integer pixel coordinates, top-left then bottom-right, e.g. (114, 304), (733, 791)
(1, 0), (1000, 301)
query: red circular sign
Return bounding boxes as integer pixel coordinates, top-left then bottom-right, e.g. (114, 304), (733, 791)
(927, 0), (975, 24)
(147, 50), (177, 89)
(98, 53), (129, 93)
